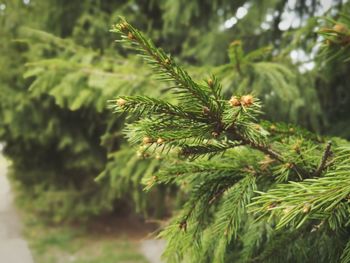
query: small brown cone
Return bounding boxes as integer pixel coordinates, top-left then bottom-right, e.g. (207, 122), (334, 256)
(142, 136), (153, 144)
(211, 131), (219, 137)
(229, 96), (241, 107)
(116, 98), (126, 107)
(157, 138), (165, 144)
(303, 203), (311, 213)
(230, 40), (242, 46)
(240, 95), (254, 106)
(128, 32), (135, 40)
(119, 22), (128, 31)
(333, 23), (348, 34)
(202, 106), (210, 114)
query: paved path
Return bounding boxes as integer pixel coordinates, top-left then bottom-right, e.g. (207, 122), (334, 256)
(140, 239), (166, 263)
(0, 153), (34, 263)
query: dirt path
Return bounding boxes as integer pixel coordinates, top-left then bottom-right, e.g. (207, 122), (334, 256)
(0, 153), (34, 263)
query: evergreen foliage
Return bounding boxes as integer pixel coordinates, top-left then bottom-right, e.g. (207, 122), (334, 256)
(0, 0), (172, 220)
(111, 18), (350, 262)
(15, 28), (167, 219)
(1, 0), (350, 228)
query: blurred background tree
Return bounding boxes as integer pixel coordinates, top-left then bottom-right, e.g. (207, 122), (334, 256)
(0, 0), (349, 223)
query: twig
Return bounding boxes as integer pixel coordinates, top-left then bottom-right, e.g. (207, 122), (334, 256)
(228, 127), (309, 178)
(208, 187), (228, 205)
(313, 141), (332, 177)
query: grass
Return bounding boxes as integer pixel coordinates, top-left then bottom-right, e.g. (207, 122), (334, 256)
(21, 213), (149, 263)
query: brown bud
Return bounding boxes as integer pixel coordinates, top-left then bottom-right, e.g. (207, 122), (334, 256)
(157, 138), (165, 144)
(164, 58), (170, 65)
(202, 106), (210, 114)
(229, 96), (241, 107)
(179, 221), (187, 231)
(119, 22), (128, 31)
(230, 40), (242, 46)
(142, 136), (153, 144)
(152, 175), (158, 181)
(128, 32), (135, 40)
(303, 203), (311, 213)
(285, 162), (293, 169)
(241, 95), (254, 106)
(333, 23), (348, 34)
(116, 98), (126, 107)
(207, 78), (214, 86)
(211, 131), (219, 137)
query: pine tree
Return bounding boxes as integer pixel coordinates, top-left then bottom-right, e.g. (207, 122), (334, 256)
(1, 0), (349, 223)
(110, 18), (350, 262)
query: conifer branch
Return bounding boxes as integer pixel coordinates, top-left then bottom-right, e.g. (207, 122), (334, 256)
(229, 126), (308, 177)
(341, 240), (350, 263)
(180, 141), (244, 159)
(111, 19), (222, 120)
(250, 146), (350, 229)
(110, 96), (206, 122)
(111, 20), (315, 180)
(109, 20), (350, 262)
(210, 174), (257, 262)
